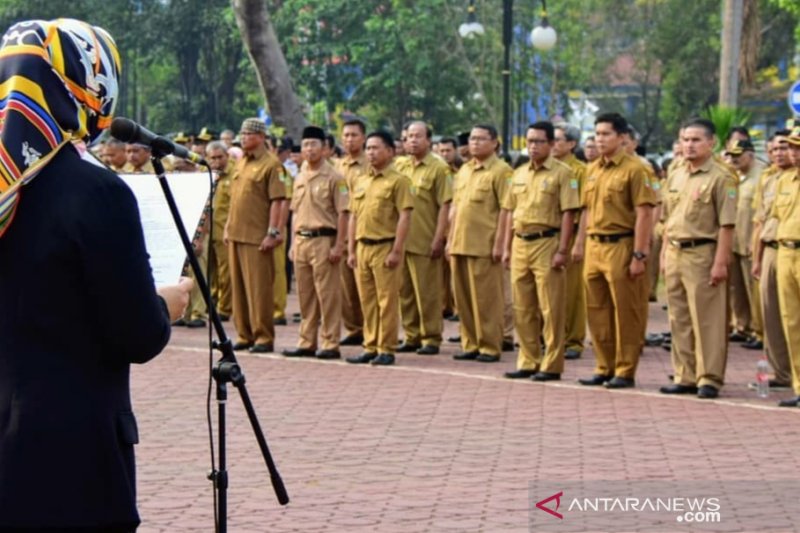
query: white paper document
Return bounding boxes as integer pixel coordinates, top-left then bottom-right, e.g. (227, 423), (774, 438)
(118, 172), (211, 287)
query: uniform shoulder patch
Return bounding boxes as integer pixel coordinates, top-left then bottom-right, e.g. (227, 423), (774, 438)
(569, 178), (578, 189)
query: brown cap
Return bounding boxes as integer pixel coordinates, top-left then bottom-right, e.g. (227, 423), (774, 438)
(788, 127), (800, 146)
(240, 118), (267, 135)
(173, 131), (190, 143)
(196, 127), (214, 142)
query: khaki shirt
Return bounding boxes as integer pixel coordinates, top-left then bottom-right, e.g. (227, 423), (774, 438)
(350, 166), (413, 240)
(335, 153), (368, 190)
(503, 155), (580, 232)
(394, 152), (453, 255)
(290, 160), (348, 231)
(663, 157), (737, 241)
(450, 154), (513, 257)
(227, 146), (288, 245)
(753, 166), (788, 243)
(212, 159), (235, 238)
(771, 169), (800, 241)
(122, 160), (155, 174)
(582, 151), (657, 234)
(560, 153), (587, 196)
(733, 160), (764, 255)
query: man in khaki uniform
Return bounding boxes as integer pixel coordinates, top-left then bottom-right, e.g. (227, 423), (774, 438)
(394, 122), (453, 355)
(272, 168), (292, 326)
(572, 113), (656, 388)
(224, 118), (288, 353)
(283, 126), (349, 359)
(206, 141), (234, 320)
(773, 128), (800, 407)
(345, 131), (413, 366)
(502, 122), (580, 380)
(659, 118), (737, 399)
(447, 125), (512, 363)
(122, 143), (154, 174)
(334, 119), (368, 346)
(752, 132), (792, 389)
(553, 123), (587, 360)
(101, 139), (128, 172)
(726, 139), (765, 349)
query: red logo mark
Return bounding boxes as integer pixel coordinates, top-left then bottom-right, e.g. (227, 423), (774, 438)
(536, 491), (564, 519)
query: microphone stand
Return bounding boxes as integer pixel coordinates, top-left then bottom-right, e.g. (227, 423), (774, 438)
(149, 151), (289, 533)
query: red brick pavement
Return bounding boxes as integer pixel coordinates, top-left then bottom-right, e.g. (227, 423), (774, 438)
(132, 294), (800, 532)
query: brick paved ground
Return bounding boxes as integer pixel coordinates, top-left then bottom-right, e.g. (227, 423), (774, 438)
(132, 291), (800, 533)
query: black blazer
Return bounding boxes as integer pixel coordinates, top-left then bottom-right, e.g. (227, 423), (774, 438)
(0, 145), (171, 529)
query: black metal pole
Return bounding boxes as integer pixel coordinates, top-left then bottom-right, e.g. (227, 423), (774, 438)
(502, 0), (513, 158)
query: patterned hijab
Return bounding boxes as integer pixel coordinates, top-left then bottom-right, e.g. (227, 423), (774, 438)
(0, 19), (120, 238)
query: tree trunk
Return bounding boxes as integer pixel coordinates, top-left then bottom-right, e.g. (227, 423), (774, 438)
(230, 0), (306, 138)
(719, 0), (744, 107)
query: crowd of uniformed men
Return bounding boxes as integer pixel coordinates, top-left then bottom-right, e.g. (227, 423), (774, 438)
(94, 112), (800, 406)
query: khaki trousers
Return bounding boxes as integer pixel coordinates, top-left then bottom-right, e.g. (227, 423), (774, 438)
(273, 239), (287, 320)
(229, 241), (275, 345)
(511, 236), (565, 373)
(729, 252), (763, 338)
(584, 238), (648, 379)
(776, 247), (800, 395)
(184, 234), (209, 321)
(210, 236), (232, 316)
(356, 242), (402, 354)
(503, 269), (515, 341)
(294, 236), (341, 351)
(665, 244), (727, 388)
(451, 255), (504, 356)
(400, 252), (444, 347)
(648, 226), (663, 300)
(341, 246), (364, 337)
(565, 231), (586, 352)
(760, 246), (791, 383)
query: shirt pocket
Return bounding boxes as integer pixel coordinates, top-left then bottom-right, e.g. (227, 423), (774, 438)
(583, 179), (598, 205)
(604, 176), (626, 200)
(469, 179), (493, 202)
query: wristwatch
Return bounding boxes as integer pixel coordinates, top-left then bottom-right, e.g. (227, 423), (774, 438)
(632, 251), (647, 261)
(268, 227), (281, 238)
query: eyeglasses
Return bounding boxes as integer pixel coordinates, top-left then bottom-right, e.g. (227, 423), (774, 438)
(469, 136), (492, 142)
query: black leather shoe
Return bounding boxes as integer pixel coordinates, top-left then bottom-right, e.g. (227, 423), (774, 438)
(316, 349), (341, 359)
(504, 369), (536, 379)
(659, 384), (698, 394)
(532, 372), (561, 381)
(742, 338), (764, 350)
(273, 317), (288, 326)
(476, 353), (500, 363)
(729, 330), (749, 343)
(186, 318), (206, 328)
(233, 341), (253, 351)
(416, 345), (439, 355)
(282, 348), (315, 357)
(578, 374), (612, 386)
(396, 342), (421, 353)
(778, 396), (800, 407)
(501, 340), (515, 352)
(446, 314), (460, 322)
(249, 343), (274, 353)
(453, 351), (479, 360)
(645, 333), (665, 346)
(564, 348), (581, 360)
(448, 335), (461, 343)
(340, 333), (364, 346)
(697, 385), (719, 399)
(661, 341), (671, 352)
(346, 352), (377, 364)
(605, 376), (635, 389)
(172, 318), (187, 327)
(371, 353), (395, 366)
(748, 380), (791, 390)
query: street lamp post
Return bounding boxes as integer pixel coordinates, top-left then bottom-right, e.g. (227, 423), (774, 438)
(460, 0), (557, 157)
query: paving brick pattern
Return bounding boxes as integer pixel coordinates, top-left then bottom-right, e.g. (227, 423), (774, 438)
(132, 297), (800, 532)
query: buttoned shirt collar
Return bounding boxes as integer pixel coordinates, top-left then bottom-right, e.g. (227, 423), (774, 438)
(529, 155), (554, 171)
(245, 144), (267, 160)
(471, 153), (498, 170)
(600, 149), (625, 168)
(687, 156), (714, 175)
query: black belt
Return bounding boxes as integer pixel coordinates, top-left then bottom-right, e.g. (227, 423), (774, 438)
(669, 238), (716, 249)
(780, 240), (800, 250)
(297, 228), (337, 238)
(359, 237), (395, 246)
(763, 240), (778, 249)
(588, 232), (634, 243)
(515, 228), (559, 241)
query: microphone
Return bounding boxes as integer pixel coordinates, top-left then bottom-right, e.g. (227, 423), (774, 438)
(110, 117), (207, 166)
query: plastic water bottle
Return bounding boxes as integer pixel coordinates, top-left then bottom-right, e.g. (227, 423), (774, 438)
(756, 357), (770, 398)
